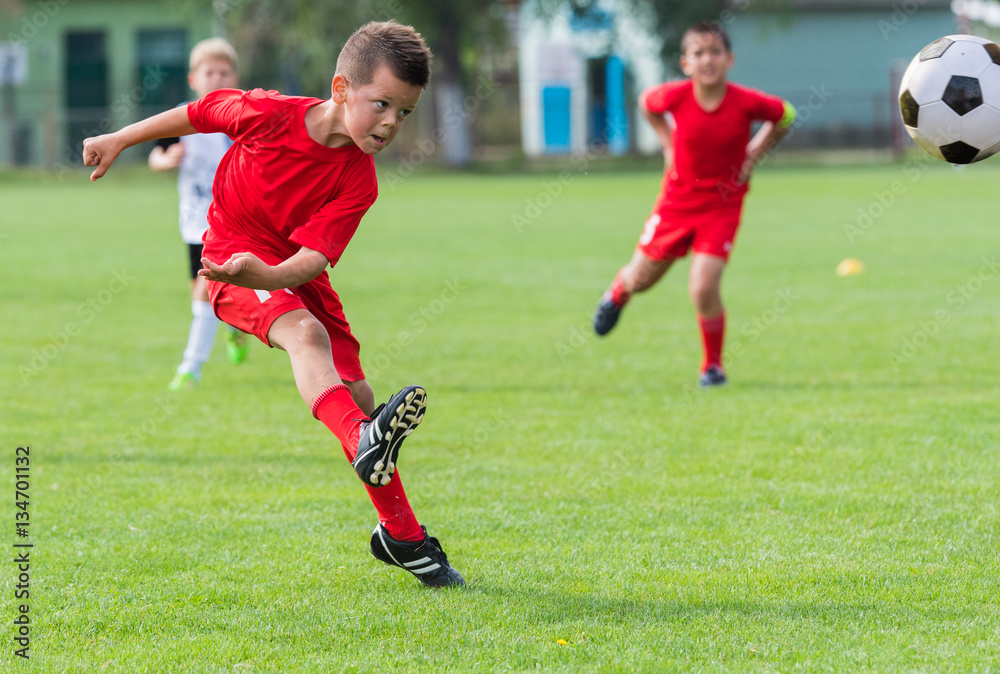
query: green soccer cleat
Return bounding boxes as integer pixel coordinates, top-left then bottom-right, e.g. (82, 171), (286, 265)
(168, 371), (200, 391)
(225, 329), (250, 364)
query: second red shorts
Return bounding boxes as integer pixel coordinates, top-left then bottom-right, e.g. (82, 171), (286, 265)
(637, 196), (744, 262)
(206, 270), (365, 383)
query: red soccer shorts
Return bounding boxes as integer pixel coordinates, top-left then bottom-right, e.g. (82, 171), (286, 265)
(205, 268), (365, 383)
(637, 196), (745, 262)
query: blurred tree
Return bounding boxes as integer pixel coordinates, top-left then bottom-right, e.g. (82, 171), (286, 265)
(533, 0), (788, 65)
(212, 0), (513, 167)
(390, 0), (513, 166)
(532, 0), (724, 63)
(211, 0), (368, 95)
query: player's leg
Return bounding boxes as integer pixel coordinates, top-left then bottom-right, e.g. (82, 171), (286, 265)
(267, 308), (343, 403)
(224, 323), (250, 365)
(211, 277), (460, 586)
(594, 249), (677, 336)
(170, 246), (221, 390)
(271, 306), (461, 586)
(594, 204), (691, 336)
(297, 282), (429, 489)
(689, 203), (741, 386)
(335, 381), (460, 588)
(267, 309), (420, 486)
(690, 253), (728, 387)
(689, 252), (725, 317)
(343, 378), (376, 416)
(309, 290), (461, 586)
(619, 247), (676, 296)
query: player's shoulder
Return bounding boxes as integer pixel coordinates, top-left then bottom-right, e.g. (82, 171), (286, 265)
(647, 79), (691, 99)
(642, 79), (691, 112)
(241, 88), (320, 109)
(206, 88), (321, 113)
(725, 80), (779, 102)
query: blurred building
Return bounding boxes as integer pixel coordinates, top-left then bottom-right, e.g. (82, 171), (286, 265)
(518, 0), (958, 157)
(0, 0), (980, 168)
(0, 0), (214, 169)
(954, 0), (1000, 40)
(518, 0), (665, 157)
(725, 0), (956, 151)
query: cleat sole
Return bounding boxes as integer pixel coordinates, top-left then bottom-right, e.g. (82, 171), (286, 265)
(353, 386), (426, 487)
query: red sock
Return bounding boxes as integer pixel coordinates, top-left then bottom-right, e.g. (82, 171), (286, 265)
(609, 270), (631, 307)
(312, 385), (364, 451)
(698, 313), (726, 372)
(312, 385), (424, 542)
(363, 473), (423, 541)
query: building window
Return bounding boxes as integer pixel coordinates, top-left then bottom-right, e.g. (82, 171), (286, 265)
(64, 31), (108, 159)
(136, 29), (188, 110)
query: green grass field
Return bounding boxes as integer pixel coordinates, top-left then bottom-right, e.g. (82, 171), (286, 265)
(2, 156), (999, 672)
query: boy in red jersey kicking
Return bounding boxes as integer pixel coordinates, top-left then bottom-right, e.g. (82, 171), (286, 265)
(83, 22), (463, 587)
(593, 21), (796, 387)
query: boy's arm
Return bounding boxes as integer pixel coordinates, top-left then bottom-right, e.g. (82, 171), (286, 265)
(148, 142), (185, 171)
(639, 92), (674, 167)
(739, 101), (796, 184)
(199, 246), (329, 291)
(84, 106), (196, 181)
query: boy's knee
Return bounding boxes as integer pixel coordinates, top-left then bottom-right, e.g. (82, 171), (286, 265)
(272, 311), (330, 353)
(690, 282), (721, 312)
(345, 379), (375, 415)
(689, 281), (711, 301)
(299, 318), (331, 350)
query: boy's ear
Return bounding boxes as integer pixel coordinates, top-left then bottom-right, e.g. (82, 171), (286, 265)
(331, 74), (349, 103)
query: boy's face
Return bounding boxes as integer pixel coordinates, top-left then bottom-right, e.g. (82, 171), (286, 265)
(333, 64), (422, 155)
(188, 58), (238, 98)
(680, 32), (733, 89)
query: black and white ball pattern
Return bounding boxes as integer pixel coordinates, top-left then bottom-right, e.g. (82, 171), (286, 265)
(899, 34), (1000, 164)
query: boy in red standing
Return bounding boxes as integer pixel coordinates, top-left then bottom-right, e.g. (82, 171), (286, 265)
(83, 22), (463, 587)
(593, 21), (796, 387)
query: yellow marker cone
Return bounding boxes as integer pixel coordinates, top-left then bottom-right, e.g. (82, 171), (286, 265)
(836, 258), (865, 276)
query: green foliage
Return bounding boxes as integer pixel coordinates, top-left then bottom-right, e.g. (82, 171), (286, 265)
(3, 160), (1000, 670)
(213, 0), (367, 94)
(214, 0), (511, 95)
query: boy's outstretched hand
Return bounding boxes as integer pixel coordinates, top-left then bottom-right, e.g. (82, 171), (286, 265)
(200, 253), (279, 291)
(201, 246), (328, 292)
(82, 134), (126, 181)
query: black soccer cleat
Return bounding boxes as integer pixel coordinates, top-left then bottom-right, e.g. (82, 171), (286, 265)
(370, 523), (465, 588)
(698, 365), (728, 388)
(353, 385), (426, 487)
(593, 297), (623, 336)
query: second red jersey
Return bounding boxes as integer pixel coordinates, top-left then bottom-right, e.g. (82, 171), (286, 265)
(187, 88), (378, 266)
(643, 80), (785, 208)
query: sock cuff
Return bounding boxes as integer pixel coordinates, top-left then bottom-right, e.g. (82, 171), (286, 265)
(192, 300), (215, 317)
(610, 274), (630, 307)
(698, 313), (725, 328)
(311, 384), (350, 419)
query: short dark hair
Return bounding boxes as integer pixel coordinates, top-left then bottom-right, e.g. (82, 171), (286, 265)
(681, 21), (731, 54)
(336, 21), (433, 89)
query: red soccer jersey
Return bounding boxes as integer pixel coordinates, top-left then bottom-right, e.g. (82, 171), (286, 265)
(643, 80), (785, 208)
(187, 88), (378, 266)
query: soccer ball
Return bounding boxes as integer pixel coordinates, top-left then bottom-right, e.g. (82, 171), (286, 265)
(898, 34), (1000, 164)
